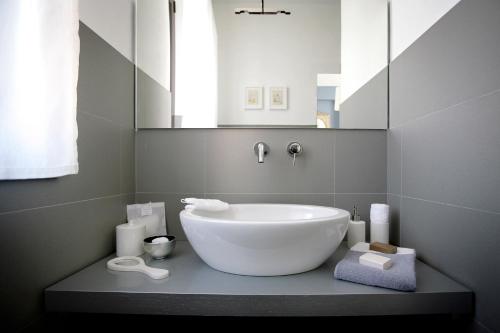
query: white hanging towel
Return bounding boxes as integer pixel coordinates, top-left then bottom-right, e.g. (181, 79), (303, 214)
(181, 198), (229, 212)
(0, 0), (80, 179)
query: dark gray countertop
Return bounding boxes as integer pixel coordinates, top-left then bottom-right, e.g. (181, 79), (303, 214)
(45, 241), (472, 317)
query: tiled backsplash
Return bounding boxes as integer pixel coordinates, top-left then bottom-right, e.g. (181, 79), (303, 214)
(136, 129), (387, 240)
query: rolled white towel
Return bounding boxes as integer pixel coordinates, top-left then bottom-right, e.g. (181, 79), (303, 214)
(181, 198), (229, 211)
(370, 203), (389, 224)
(152, 237), (170, 244)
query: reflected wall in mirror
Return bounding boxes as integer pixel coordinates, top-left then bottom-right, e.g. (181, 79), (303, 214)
(135, 0), (388, 129)
(136, 0), (173, 128)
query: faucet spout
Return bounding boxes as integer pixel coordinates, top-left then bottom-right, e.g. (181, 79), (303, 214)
(253, 142), (269, 163)
(257, 143), (265, 163)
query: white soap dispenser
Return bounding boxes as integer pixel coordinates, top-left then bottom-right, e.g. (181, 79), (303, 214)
(347, 205), (366, 249)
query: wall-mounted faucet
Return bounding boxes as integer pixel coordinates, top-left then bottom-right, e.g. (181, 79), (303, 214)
(253, 142), (269, 163)
(287, 142), (303, 166)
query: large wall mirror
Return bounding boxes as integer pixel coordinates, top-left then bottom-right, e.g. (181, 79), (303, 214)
(135, 0), (388, 129)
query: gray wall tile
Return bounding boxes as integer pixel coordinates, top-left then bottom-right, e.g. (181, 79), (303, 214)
(76, 112), (121, 196)
(0, 112), (121, 213)
(340, 67), (388, 129)
(401, 197), (500, 331)
(390, 0), (500, 127)
(78, 23), (134, 128)
(402, 91), (500, 214)
(0, 195), (129, 330)
(136, 130), (207, 193)
(388, 0), (500, 330)
(335, 130), (387, 193)
(136, 130), (387, 197)
(136, 68), (172, 129)
(205, 129), (335, 194)
(120, 127), (135, 194)
(386, 127), (401, 195)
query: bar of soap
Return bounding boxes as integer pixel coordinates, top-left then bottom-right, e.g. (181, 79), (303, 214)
(370, 242), (397, 254)
(359, 253), (393, 270)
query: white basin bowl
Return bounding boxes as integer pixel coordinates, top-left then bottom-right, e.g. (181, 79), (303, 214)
(180, 204), (350, 276)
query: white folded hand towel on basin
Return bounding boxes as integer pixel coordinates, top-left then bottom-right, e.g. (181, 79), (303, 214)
(181, 198), (229, 211)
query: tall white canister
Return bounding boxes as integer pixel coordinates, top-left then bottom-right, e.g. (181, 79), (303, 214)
(116, 221), (146, 257)
(370, 203), (390, 243)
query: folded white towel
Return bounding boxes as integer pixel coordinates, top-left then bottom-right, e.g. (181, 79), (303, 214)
(181, 198), (229, 211)
(152, 237), (170, 244)
(370, 203), (390, 224)
(350, 242), (416, 255)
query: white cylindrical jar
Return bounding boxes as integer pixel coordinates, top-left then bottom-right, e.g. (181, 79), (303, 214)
(116, 222), (146, 257)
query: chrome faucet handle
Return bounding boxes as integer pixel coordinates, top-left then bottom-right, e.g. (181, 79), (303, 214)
(254, 142), (269, 163)
(286, 142), (302, 166)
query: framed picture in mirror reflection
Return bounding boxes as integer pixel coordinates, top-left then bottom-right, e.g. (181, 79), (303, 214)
(245, 87), (264, 110)
(270, 87), (288, 110)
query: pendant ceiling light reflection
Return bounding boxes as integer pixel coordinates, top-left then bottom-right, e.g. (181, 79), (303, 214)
(235, 0), (291, 15)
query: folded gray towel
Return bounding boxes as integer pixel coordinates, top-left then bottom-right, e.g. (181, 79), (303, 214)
(334, 250), (416, 291)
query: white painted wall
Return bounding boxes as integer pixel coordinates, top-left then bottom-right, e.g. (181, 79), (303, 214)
(317, 74), (341, 87)
(390, 0), (460, 61)
(340, 0), (388, 104)
(79, 0), (135, 62)
(214, 0), (340, 126)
